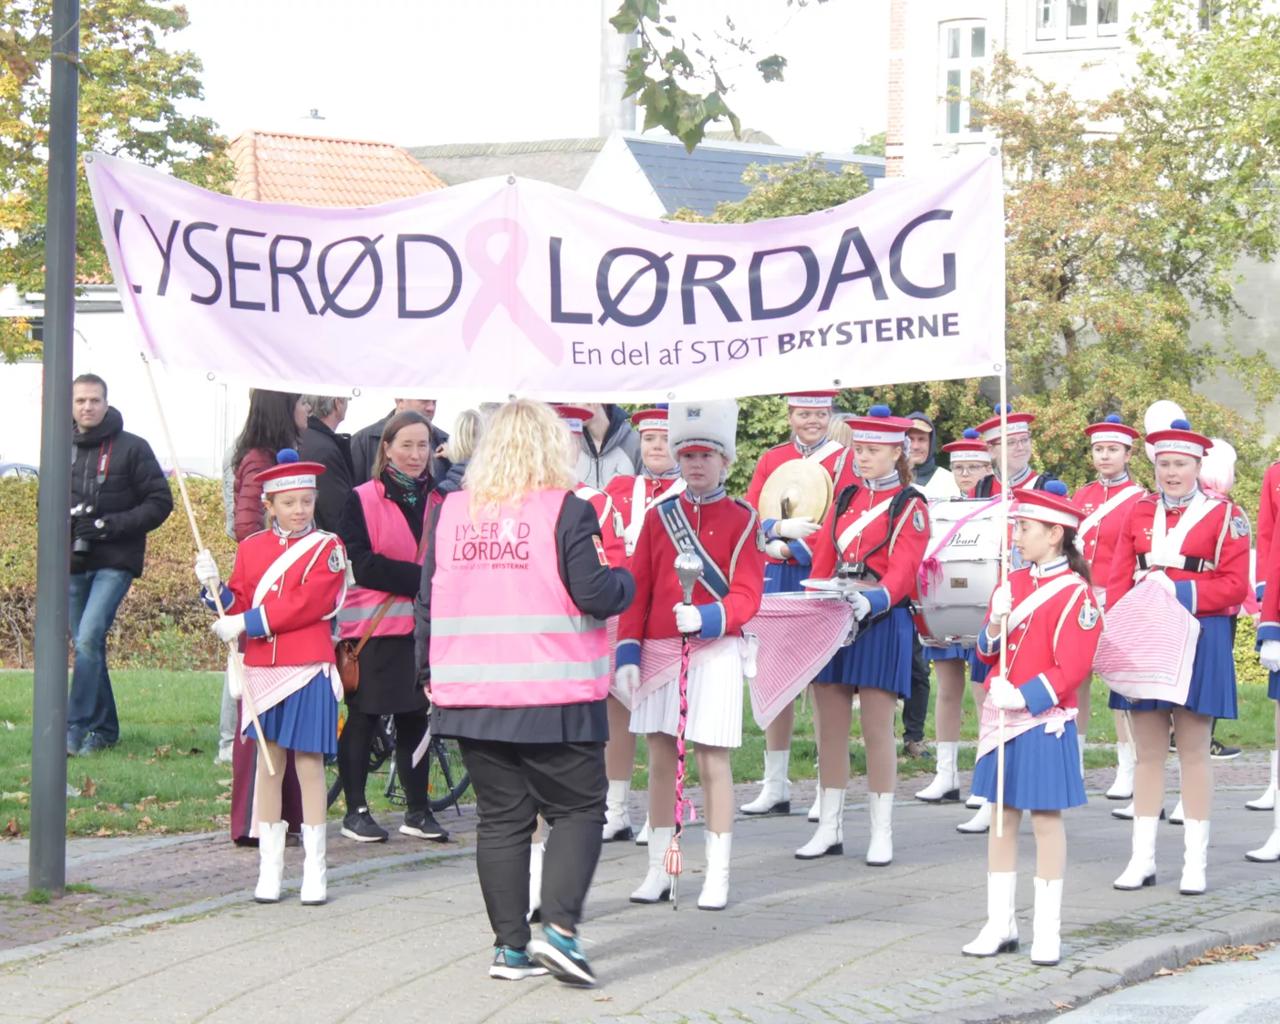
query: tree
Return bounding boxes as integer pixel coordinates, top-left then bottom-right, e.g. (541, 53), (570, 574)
(852, 131), (885, 157)
(0, 1), (231, 360)
(980, 0), (1280, 499)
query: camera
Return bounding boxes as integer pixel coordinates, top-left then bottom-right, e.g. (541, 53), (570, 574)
(70, 502), (95, 554)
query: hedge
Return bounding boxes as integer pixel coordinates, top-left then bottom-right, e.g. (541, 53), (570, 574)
(0, 478), (237, 670)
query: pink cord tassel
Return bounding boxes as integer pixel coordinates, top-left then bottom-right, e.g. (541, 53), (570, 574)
(667, 633), (692, 909)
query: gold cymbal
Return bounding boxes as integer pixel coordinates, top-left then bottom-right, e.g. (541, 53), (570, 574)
(757, 460), (833, 524)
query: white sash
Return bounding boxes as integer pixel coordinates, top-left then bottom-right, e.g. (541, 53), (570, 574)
(251, 531), (330, 606)
(623, 476), (687, 555)
(836, 496), (895, 554)
(1148, 493), (1220, 569)
(1077, 485), (1143, 544)
(803, 439), (843, 465)
(1004, 574), (1084, 635)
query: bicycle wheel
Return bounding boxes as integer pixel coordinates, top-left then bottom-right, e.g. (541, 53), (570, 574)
(427, 736), (471, 814)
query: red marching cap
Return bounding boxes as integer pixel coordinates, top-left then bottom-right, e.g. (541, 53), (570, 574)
(786, 390), (840, 409)
(976, 404), (1035, 443)
(257, 449), (326, 495)
(1085, 413), (1139, 448)
(847, 404), (914, 446)
(552, 404), (593, 435)
(630, 407), (670, 433)
(1147, 418), (1212, 460)
(1009, 480), (1081, 530)
(941, 427), (992, 463)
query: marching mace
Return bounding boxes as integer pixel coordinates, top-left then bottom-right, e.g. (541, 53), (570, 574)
(665, 550), (703, 910)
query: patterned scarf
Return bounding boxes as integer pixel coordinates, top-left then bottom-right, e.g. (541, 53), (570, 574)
(383, 465), (429, 510)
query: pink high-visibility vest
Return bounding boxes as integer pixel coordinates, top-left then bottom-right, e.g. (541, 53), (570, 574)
(429, 488), (609, 708)
(337, 480), (421, 640)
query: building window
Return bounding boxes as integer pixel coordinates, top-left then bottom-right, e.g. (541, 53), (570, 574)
(1034, 0), (1120, 39)
(1067, 0), (1088, 36)
(1097, 0), (1119, 34)
(1037, 0), (1057, 39)
(940, 20), (988, 136)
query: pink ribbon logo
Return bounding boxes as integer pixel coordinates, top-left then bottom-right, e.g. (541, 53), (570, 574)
(462, 218), (564, 364)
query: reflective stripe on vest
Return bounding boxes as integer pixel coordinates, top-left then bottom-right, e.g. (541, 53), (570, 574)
(337, 479), (422, 640)
(429, 488), (609, 708)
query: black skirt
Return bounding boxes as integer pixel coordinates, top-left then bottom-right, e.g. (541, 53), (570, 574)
(348, 635), (428, 715)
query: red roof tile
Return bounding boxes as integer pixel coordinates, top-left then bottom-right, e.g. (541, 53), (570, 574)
(229, 130), (447, 207)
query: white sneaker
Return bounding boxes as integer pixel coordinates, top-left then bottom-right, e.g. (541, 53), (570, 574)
(740, 750), (792, 815)
(795, 788), (845, 859)
(961, 872), (1018, 956)
(630, 827), (674, 903)
(915, 741), (960, 803)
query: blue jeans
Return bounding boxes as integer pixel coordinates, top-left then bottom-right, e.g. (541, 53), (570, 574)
(67, 568), (133, 745)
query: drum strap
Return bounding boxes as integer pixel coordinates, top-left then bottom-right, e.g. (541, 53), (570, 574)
(657, 497), (731, 600)
(1077, 485), (1143, 542)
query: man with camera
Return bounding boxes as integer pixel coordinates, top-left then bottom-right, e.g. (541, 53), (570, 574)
(67, 374), (173, 756)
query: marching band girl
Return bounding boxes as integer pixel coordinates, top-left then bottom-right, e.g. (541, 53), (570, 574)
(916, 428), (993, 805)
(741, 391), (856, 819)
(1109, 420), (1249, 896)
(1247, 456), (1280, 813)
(961, 482), (1099, 967)
(799, 406), (929, 866)
(1252, 511), (1280, 861)
(1070, 415), (1145, 801)
(618, 400), (765, 910)
(600, 408), (686, 844)
(194, 450), (347, 905)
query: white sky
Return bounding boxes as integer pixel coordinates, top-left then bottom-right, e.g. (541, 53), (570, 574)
(175, 0), (888, 153)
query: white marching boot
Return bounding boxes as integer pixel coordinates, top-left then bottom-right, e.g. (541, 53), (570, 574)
(1170, 798), (1185, 825)
(957, 799), (992, 834)
(630, 826), (674, 903)
(795, 788), (845, 859)
(1106, 743), (1136, 800)
(965, 792), (984, 809)
(807, 788), (821, 822)
(635, 816), (651, 846)
(254, 820), (287, 903)
(865, 792), (894, 866)
(740, 750), (792, 815)
(527, 840), (544, 921)
(1077, 732), (1087, 782)
(1246, 751), (1278, 811)
(1111, 800), (1134, 821)
(1113, 816), (1159, 890)
(961, 872), (1019, 956)
(1180, 819), (1209, 895)
(602, 780), (634, 842)
(300, 823), (328, 905)
(915, 741), (960, 803)
(1246, 803), (1280, 862)
(697, 831), (732, 910)
(1030, 877), (1063, 966)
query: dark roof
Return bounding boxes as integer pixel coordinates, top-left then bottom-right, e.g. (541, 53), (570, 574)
(407, 138), (605, 189)
(623, 136), (886, 216)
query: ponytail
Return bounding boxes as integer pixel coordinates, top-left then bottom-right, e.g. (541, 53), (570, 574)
(1060, 527), (1092, 586)
(896, 451), (913, 487)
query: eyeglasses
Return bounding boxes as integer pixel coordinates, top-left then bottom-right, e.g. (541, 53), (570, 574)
(991, 436), (1031, 450)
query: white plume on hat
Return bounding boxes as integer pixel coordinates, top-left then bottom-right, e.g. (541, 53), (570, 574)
(1199, 438), (1237, 496)
(668, 399), (739, 462)
(1143, 399), (1185, 462)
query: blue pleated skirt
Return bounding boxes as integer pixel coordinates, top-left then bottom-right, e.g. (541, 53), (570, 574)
(971, 720), (1087, 810)
(1269, 670), (1280, 702)
(1108, 615), (1237, 719)
(923, 642), (968, 662)
(243, 671), (339, 755)
(764, 559), (809, 594)
(816, 605), (914, 696)
(968, 648), (992, 684)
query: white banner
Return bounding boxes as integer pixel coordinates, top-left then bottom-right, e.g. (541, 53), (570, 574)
(85, 152), (1005, 399)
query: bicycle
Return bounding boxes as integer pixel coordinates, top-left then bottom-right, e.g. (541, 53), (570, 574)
(325, 713), (470, 815)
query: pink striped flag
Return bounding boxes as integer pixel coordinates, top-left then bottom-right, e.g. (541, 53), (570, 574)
(1094, 578), (1199, 704)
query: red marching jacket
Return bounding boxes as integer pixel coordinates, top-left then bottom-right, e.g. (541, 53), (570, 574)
(575, 483), (626, 567)
(809, 482), (930, 619)
(1106, 493), (1250, 618)
(1257, 461), (1280, 601)
(605, 473), (687, 561)
(1070, 479), (1146, 588)
(214, 528), (347, 667)
(615, 491), (765, 667)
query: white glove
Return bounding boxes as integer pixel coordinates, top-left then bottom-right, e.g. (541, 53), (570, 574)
(673, 602), (703, 635)
(1261, 640), (1280, 674)
(987, 674), (1027, 711)
(615, 664), (640, 702)
(990, 581), (1013, 619)
(194, 549), (220, 590)
(765, 539), (792, 561)
(211, 614), (246, 644)
(774, 516), (819, 541)
(1147, 570), (1176, 596)
(847, 591), (872, 622)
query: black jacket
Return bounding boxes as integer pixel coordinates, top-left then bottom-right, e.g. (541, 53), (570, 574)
(415, 492), (635, 743)
(349, 409), (451, 485)
(70, 407), (173, 578)
(299, 416), (355, 533)
(337, 471), (428, 600)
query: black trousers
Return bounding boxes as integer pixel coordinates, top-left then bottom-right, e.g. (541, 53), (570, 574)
(902, 635), (931, 744)
(458, 738), (606, 949)
(339, 709), (431, 814)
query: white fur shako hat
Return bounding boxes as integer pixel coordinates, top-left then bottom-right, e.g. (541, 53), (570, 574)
(668, 400), (739, 462)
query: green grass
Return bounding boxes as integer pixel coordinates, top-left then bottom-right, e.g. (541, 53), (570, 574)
(1, 667), (1275, 837)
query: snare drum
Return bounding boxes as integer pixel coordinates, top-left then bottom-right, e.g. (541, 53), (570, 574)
(915, 498), (1002, 646)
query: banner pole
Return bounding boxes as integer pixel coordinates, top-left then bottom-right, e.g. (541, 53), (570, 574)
(995, 371), (1011, 839)
(139, 355), (274, 776)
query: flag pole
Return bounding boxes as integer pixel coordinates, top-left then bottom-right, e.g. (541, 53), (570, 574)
(995, 371), (1011, 838)
(139, 355), (274, 776)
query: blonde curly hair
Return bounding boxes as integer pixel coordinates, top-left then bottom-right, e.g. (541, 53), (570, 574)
(463, 399), (576, 514)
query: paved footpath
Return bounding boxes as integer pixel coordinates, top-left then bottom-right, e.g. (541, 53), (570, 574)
(2, 756), (1279, 1023)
